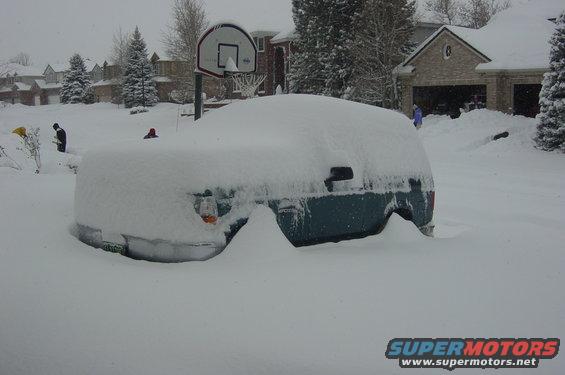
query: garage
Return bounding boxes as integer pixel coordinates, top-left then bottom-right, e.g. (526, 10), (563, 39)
(48, 94), (61, 104)
(513, 84), (541, 118)
(413, 85), (486, 118)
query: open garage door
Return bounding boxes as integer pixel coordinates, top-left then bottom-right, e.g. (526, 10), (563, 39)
(413, 85), (486, 118)
(513, 84), (541, 118)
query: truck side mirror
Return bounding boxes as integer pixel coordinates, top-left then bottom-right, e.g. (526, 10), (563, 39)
(325, 167), (354, 192)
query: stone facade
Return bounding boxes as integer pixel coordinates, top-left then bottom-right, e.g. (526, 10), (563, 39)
(397, 28), (546, 118)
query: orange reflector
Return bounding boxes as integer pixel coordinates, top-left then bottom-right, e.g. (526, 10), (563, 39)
(201, 215), (218, 224)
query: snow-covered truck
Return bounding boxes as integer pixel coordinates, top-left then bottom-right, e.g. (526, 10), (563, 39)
(74, 95), (434, 262)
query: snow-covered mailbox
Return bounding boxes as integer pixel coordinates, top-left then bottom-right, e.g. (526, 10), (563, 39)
(74, 95), (435, 262)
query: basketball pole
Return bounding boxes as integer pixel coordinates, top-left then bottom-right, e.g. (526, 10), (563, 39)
(194, 72), (203, 121)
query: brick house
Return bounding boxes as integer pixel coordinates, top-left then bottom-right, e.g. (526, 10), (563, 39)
(92, 62), (122, 103)
(252, 22), (442, 96)
(150, 53), (187, 102)
(0, 64), (45, 105)
(395, 3), (561, 118)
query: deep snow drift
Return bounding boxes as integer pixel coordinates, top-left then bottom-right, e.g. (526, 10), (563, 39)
(1, 103), (564, 374)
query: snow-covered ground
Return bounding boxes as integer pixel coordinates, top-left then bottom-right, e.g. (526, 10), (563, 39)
(0, 103), (564, 374)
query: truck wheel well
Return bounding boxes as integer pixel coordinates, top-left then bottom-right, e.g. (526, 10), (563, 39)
(392, 208), (413, 221)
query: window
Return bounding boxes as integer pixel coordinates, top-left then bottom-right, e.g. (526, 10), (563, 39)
(253, 36), (265, 52)
(442, 44), (452, 60)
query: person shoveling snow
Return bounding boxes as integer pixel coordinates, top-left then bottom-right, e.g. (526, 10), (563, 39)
(52, 123), (67, 153)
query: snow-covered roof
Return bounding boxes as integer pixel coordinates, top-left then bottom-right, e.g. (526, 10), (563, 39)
(152, 76), (173, 83)
(13, 82), (32, 91)
(271, 26), (297, 43)
(400, 0), (563, 72)
(0, 85), (13, 93)
(47, 63), (69, 73)
(84, 59), (100, 72)
(34, 79), (62, 90)
(1, 63), (44, 78)
(92, 79), (121, 87)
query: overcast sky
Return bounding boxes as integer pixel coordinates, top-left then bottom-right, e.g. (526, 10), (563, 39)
(1, 0), (531, 69)
(0, 0), (294, 68)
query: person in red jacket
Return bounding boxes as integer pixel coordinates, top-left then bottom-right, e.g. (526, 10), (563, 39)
(143, 128), (158, 139)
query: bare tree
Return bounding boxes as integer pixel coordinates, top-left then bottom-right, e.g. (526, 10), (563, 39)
(109, 27), (131, 68)
(9, 52), (32, 66)
(0, 61), (12, 77)
(162, 0), (208, 100)
(459, 0), (511, 29)
(425, 0), (461, 25)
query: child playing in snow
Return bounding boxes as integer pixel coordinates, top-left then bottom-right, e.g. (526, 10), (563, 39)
(143, 128), (158, 139)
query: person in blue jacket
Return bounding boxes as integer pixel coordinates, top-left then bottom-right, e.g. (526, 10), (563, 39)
(413, 104), (423, 129)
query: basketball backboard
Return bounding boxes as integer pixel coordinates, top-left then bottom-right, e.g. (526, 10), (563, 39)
(196, 23), (257, 79)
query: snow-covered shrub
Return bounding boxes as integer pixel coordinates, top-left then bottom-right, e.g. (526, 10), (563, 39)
(0, 145), (22, 170)
(130, 106), (149, 115)
(18, 127), (42, 173)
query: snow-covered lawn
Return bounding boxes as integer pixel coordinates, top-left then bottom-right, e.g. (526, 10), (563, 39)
(1, 103), (564, 374)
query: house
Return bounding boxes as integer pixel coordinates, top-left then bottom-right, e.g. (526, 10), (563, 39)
(44, 60), (103, 84)
(92, 62), (122, 103)
(394, 1), (562, 118)
(150, 52), (187, 102)
(0, 63), (45, 105)
(252, 21), (443, 96)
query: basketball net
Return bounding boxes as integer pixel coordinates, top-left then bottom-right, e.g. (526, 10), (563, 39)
(231, 73), (266, 98)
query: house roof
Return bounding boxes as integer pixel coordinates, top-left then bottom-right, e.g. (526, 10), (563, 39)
(13, 82), (32, 91)
(48, 63), (69, 73)
(1, 63), (44, 78)
(399, 0), (563, 72)
(34, 79), (62, 90)
(153, 76), (173, 83)
(271, 26), (297, 43)
(92, 78), (121, 87)
(46, 59), (100, 74)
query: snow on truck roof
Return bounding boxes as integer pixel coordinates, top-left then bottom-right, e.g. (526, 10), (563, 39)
(75, 95), (432, 243)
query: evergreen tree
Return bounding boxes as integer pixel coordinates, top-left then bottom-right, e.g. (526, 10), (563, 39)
(535, 12), (565, 152)
(351, 0), (416, 108)
(122, 27), (158, 108)
(60, 54), (91, 104)
(289, 0), (363, 98)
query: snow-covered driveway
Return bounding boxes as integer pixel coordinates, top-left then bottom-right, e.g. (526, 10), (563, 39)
(1, 104), (564, 374)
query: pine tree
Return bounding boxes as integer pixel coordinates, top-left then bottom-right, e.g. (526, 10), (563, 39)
(60, 54), (91, 104)
(535, 13), (565, 152)
(289, 0), (363, 98)
(351, 0), (416, 108)
(122, 27), (158, 108)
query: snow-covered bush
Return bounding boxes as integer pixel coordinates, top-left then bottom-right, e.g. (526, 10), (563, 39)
(18, 127), (42, 173)
(0, 145), (22, 170)
(535, 12), (565, 152)
(130, 106), (149, 115)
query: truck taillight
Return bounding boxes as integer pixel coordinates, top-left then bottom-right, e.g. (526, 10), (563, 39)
(431, 191), (435, 211)
(198, 196), (218, 224)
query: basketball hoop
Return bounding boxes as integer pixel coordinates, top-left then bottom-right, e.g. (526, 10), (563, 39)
(231, 73), (266, 98)
(194, 22), (258, 119)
